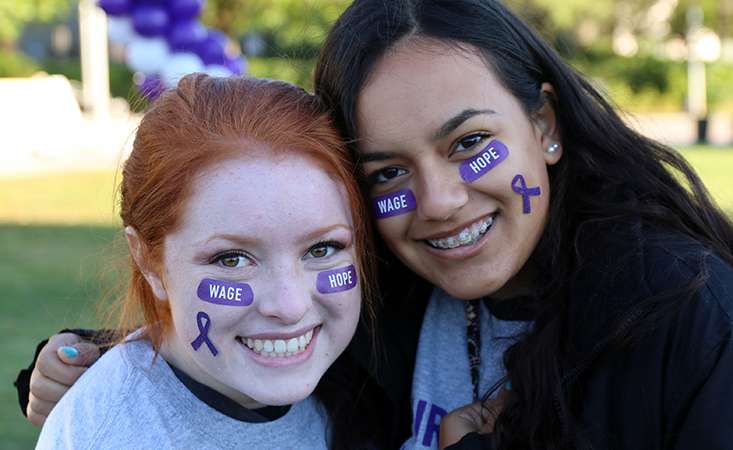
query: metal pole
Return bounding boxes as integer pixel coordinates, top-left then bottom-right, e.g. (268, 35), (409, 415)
(687, 5), (707, 144)
(79, 0), (110, 118)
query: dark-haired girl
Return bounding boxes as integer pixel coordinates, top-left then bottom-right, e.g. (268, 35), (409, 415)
(19, 1), (733, 449)
(313, 1), (733, 448)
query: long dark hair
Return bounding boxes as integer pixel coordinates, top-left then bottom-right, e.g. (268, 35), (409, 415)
(314, 0), (733, 448)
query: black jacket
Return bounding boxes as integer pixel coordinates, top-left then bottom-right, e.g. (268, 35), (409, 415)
(446, 224), (733, 449)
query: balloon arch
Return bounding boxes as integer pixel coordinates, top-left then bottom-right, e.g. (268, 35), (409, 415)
(97, 0), (246, 100)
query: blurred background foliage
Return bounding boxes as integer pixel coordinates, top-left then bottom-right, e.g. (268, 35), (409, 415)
(1, 0), (732, 112)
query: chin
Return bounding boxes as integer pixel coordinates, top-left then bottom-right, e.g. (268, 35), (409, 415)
(248, 381), (319, 406)
(438, 276), (507, 300)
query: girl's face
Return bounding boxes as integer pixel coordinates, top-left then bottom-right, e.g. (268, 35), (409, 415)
(148, 151), (361, 407)
(356, 39), (562, 300)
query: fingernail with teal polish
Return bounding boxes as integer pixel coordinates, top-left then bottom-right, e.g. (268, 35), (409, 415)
(60, 346), (79, 359)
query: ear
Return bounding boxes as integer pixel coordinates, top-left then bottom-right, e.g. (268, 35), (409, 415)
(125, 226), (168, 301)
(533, 82), (563, 166)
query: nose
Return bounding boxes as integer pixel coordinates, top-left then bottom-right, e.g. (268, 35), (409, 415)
(414, 160), (469, 221)
(256, 268), (312, 324)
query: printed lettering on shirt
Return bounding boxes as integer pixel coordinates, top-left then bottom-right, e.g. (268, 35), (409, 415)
(411, 399), (448, 448)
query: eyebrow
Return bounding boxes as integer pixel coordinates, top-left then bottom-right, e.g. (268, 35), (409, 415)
(358, 151), (397, 163)
(199, 224), (351, 248)
(358, 108), (497, 163)
(300, 224), (352, 242)
(432, 108), (496, 142)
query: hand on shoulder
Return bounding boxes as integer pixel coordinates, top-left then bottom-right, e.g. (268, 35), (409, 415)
(27, 332), (100, 426)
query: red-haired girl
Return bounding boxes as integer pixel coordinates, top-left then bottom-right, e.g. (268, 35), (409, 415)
(35, 74), (381, 449)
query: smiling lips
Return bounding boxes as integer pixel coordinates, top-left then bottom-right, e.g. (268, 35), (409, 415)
(238, 327), (317, 358)
(425, 214), (496, 250)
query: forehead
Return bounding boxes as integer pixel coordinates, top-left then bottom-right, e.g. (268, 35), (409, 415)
(180, 152), (352, 235)
(356, 38), (517, 145)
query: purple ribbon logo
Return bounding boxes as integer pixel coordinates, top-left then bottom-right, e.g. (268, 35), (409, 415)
(197, 278), (253, 306)
(316, 265), (358, 294)
(511, 174), (541, 214)
(372, 189), (417, 219)
(190, 311), (218, 356)
(459, 140), (510, 183)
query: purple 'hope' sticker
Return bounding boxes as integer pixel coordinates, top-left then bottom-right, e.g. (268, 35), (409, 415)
(197, 278), (254, 306)
(317, 265), (358, 294)
(459, 140), (510, 183)
(372, 189), (417, 219)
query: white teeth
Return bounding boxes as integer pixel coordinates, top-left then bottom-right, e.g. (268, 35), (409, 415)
(241, 328), (316, 358)
(274, 340), (286, 353)
(286, 338), (298, 353)
(427, 215), (495, 250)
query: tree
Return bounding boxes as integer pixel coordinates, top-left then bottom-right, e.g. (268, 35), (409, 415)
(201, 0), (350, 57)
(0, 0), (71, 48)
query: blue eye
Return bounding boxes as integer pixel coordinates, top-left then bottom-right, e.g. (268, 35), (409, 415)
(305, 240), (344, 259)
(368, 167), (408, 185)
(212, 252), (251, 268)
(454, 134), (490, 154)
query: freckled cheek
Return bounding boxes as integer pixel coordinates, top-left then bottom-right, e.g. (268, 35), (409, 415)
(167, 286), (251, 337)
(317, 282), (362, 308)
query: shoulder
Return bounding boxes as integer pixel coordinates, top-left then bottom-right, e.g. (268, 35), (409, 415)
(569, 219), (733, 352)
(36, 340), (155, 449)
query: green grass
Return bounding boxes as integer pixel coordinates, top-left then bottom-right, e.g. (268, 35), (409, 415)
(0, 224), (120, 449)
(678, 146), (733, 215)
(0, 146), (730, 448)
(0, 171), (121, 225)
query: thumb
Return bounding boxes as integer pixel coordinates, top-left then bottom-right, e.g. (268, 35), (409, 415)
(57, 341), (101, 367)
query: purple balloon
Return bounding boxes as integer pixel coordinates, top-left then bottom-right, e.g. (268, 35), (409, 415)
(132, 5), (170, 37)
(137, 74), (164, 101)
(168, 0), (205, 21)
(225, 56), (245, 76)
(167, 20), (207, 52)
(196, 31), (229, 66)
(97, 0), (131, 16)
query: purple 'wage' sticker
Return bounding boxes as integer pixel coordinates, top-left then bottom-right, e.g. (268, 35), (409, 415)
(459, 140), (510, 183)
(197, 278), (254, 306)
(372, 188), (417, 219)
(317, 265), (358, 294)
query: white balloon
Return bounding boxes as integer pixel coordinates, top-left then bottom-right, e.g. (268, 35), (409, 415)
(160, 53), (205, 87)
(203, 65), (232, 78)
(126, 37), (170, 74)
(106, 17), (135, 45)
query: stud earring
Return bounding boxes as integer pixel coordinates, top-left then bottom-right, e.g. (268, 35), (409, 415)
(546, 143), (560, 154)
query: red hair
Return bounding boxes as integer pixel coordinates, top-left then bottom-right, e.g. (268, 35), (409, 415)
(117, 73), (375, 349)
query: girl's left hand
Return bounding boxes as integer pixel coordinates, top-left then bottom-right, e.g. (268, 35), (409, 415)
(438, 389), (509, 449)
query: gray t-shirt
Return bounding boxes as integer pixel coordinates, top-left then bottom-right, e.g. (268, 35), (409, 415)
(36, 339), (330, 450)
(402, 288), (531, 449)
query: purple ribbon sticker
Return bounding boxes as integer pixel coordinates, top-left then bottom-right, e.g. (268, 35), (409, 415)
(316, 265), (358, 294)
(190, 311), (219, 356)
(511, 174), (541, 214)
(372, 189), (417, 219)
(197, 278), (253, 306)
(459, 140), (510, 183)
